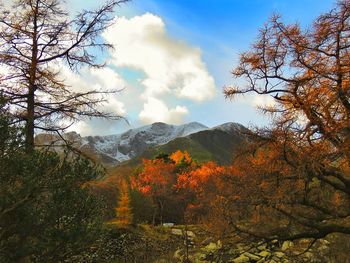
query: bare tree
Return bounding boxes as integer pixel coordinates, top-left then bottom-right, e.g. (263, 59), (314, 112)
(0, 0), (129, 152)
(224, 0), (350, 243)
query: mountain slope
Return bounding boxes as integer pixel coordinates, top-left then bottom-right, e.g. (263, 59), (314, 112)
(35, 122), (247, 167)
(121, 122), (248, 166)
(35, 122), (208, 166)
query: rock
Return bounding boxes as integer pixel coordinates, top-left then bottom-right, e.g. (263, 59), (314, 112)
(232, 255), (250, 263)
(162, 222), (174, 227)
(171, 229), (183, 235)
(170, 228), (195, 239)
(257, 244), (267, 251)
(186, 230), (196, 238)
(281, 241), (293, 251)
(319, 239), (330, 245)
(243, 252), (261, 261)
(201, 237), (214, 246)
(205, 242), (218, 251)
(259, 251), (271, 258)
(303, 252), (313, 259)
(173, 249), (184, 260)
(274, 251), (285, 258)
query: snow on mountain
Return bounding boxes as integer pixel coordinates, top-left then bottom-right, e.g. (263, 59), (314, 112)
(35, 121), (247, 166)
(211, 122), (248, 134)
(81, 122), (208, 164)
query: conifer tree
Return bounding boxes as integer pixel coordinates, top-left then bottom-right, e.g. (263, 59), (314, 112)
(115, 179), (133, 227)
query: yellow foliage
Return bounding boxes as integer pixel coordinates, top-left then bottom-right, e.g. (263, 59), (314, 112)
(115, 179), (133, 228)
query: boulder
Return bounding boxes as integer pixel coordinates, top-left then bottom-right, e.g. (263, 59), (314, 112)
(281, 241), (293, 251)
(258, 251), (271, 258)
(171, 228), (182, 235)
(232, 255), (250, 263)
(243, 252), (261, 261)
(274, 251), (285, 258)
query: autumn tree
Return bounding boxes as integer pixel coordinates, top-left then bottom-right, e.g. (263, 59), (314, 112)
(176, 161), (234, 230)
(131, 156), (176, 225)
(0, 0), (128, 152)
(224, 0), (350, 243)
(131, 151), (194, 225)
(115, 179), (133, 228)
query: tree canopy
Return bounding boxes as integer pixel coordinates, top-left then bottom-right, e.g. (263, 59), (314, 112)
(224, 0), (350, 243)
(0, 0), (128, 152)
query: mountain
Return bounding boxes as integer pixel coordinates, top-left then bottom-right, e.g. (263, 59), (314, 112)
(126, 122), (248, 166)
(35, 122), (208, 166)
(35, 121), (248, 167)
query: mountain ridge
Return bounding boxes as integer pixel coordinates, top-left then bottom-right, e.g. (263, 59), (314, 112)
(35, 121), (247, 166)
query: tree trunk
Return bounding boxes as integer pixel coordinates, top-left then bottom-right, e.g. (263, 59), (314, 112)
(25, 87), (35, 153)
(25, 1), (39, 153)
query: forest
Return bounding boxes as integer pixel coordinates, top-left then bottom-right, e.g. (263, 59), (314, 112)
(1, 0), (350, 262)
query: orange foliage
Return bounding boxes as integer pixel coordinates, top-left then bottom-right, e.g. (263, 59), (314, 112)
(114, 179), (133, 227)
(170, 150), (192, 165)
(131, 158), (176, 196)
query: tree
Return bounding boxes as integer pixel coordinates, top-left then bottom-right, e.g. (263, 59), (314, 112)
(114, 179), (133, 228)
(176, 161), (234, 231)
(0, 100), (108, 262)
(131, 158), (176, 225)
(0, 0), (128, 152)
(131, 151), (194, 225)
(224, 0), (350, 243)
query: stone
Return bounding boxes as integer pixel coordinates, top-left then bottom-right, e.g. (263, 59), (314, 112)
(205, 242), (218, 251)
(171, 228), (183, 235)
(162, 222), (174, 227)
(232, 255), (250, 263)
(201, 237), (214, 246)
(186, 230), (196, 238)
(274, 252), (285, 258)
(173, 249), (184, 260)
(257, 244), (267, 251)
(281, 241), (293, 251)
(243, 252), (261, 261)
(259, 251), (271, 258)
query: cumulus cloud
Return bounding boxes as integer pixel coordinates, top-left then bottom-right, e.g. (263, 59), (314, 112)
(252, 94), (276, 108)
(58, 65), (127, 116)
(103, 13), (216, 101)
(102, 13), (216, 124)
(55, 65), (127, 135)
(139, 97), (188, 124)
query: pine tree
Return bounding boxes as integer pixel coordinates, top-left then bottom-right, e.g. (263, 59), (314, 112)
(115, 179), (133, 228)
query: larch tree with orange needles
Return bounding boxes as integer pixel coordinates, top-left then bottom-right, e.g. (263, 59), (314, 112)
(176, 161), (233, 229)
(131, 156), (176, 225)
(115, 179), (133, 228)
(224, 0), (350, 243)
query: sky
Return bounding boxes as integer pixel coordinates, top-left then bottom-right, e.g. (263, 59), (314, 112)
(64, 0), (335, 136)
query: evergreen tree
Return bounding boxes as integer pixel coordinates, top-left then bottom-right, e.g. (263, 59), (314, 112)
(0, 99), (107, 262)
(115, 179), (133, 228)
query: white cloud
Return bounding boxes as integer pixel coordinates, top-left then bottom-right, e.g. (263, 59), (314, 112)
(139, 97), (188, 124)
(58, 65), (127, 116)
(252, 94), (276, 108)
(102, 13), (216, 124)
(54, 64), (127, 135)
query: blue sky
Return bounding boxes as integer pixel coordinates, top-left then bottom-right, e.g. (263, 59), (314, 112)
(67, 0), (335, 135)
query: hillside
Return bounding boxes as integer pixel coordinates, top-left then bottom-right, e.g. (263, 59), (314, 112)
(123, 122), (248, 167)
(35, 122), (248, 168)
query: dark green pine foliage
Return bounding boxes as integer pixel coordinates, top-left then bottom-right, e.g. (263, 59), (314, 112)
(0, 99), (106, 262)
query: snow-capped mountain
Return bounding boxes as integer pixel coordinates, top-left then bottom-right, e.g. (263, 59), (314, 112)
(35, 122), (208, 166)
(35, 121), (248, 166)
(211, 122), (248, 134)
